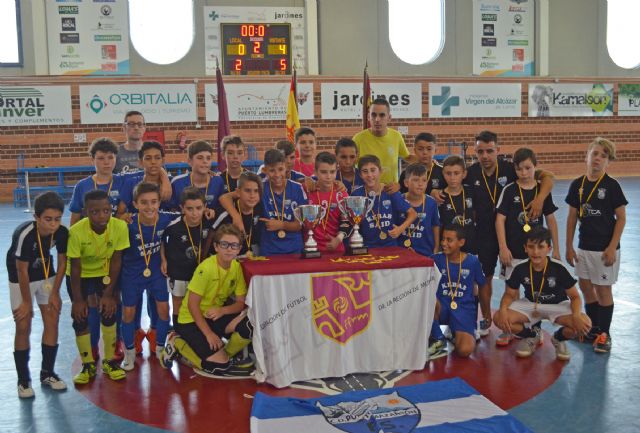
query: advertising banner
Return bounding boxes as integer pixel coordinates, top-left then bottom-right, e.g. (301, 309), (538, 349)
(528, 83), (613, 117)
(618, 84), (640, 116)
(0, 86), (72, 126)
(320, 83), (422, 120)
(429, 83), (521, 118)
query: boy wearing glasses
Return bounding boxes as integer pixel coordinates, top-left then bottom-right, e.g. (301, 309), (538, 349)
(115, 111), (146, 174)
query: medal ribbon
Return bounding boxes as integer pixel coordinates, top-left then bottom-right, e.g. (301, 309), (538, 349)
(36, 224), (53, 282)
(529, 257), (548, 309)
(481, 164), (499, 207)
(191, 173), (210, 205)
(183, 219), (203, 264)
(517, 182), (538, 228)
(236, 200), (254, 251)
(405, 193), (425, 239)
(90, 224), (111, 275)
(446, 253), (465, 304)
(268, 182), (286, 223)
(578, 173), (605, 218)
(137, 216), (158, 273)
(447, 188), (466, 226)
(317, 183), (334, 231)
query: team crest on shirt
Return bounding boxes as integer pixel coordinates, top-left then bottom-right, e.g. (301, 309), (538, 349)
(461, 269), (470, 278)
(383, 199), (391, 208)
(513, 196), (521, 204)
(498, 176), (508, 186)
(474, 180), (481, 186)
(547, 277), (556, 288)
(465, 198), (473, 208)
(181, 235), (188, 242)
(597, 188), (606, 199)
(524, 277), (531, 284)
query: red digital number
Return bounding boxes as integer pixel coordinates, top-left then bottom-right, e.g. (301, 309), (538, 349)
(234, 59), (242, 71)
(258, 25), (265, 37)
(279, 59), (287, 71)
(253, 41), (261, 54)
(241, 25), (247, 37)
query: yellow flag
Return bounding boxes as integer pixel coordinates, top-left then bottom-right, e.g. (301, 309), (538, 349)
(286, 71), (300, 145)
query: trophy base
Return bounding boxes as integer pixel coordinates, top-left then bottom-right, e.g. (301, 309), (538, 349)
(346, 245), (368, 256)
(301, 250), (321, 259)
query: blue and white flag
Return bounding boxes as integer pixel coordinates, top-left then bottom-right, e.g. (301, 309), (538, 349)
(250, 378), (533, 433)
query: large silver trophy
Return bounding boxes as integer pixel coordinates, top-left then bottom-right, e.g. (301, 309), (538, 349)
(338, 196), (375, 256)
(293, 204), (326, 259)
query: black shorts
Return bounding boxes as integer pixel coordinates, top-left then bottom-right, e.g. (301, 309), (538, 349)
(65, 275), (105, 301)
(476, 235), (499, 278)
(175, 312), (240, 360)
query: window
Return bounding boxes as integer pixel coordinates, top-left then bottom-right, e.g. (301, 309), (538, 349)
(0, 0), (22, 66)
(607, 0), (640, 69)
(129, 0), (194, 65)
(388, 0), (444, 65)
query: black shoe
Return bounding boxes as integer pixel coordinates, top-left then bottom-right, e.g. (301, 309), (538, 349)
(193, 364), (254, 380)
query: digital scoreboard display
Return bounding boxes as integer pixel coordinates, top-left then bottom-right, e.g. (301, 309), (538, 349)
(221, 23), (292, 75)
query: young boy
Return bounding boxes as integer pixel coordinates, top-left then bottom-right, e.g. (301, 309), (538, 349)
(399, 133), (445, 196)
(161, 187), (213, 327)
(259, 149), (307, 255)
(494, 227), (591, 360)
(219, 135), (247, 193)
(170, 140), (224, 212)
(68, 190), (129, 384)
(120, 183), (175, 371)
(275, 140), (306, 182)
(335, 138), (364, 194)
(565, 137), (627, 353)
(431, 225), (487, 358)
(162, 224), (254, 378)
(398, 163), (440, 257)
(293, 127), (317, 177)
(7, 192), (68, 398)
(351, 155), (417, 248)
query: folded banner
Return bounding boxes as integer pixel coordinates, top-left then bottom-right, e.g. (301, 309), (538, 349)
(250, 378), (533, 433)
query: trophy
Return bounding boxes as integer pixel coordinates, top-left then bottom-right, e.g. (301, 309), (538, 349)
(338, 196), (375, 256)
(293, 204), (326, 259)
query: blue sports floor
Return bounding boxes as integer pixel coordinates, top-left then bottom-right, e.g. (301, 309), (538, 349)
(1, 178), (638, 433)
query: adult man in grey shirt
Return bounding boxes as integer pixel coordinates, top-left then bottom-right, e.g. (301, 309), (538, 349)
(114, 110), (146, 173)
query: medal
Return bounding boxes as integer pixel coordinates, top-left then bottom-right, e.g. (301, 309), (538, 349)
(138, 216), (158, 281)
(450, 301), (458, 310)
(379, 232), (387, 240)
(523, 223), (531, 232)
(529, 258), (548, 318)
(35, 224), (53, 293)
(446, 253), (465, 312)
(517, 182), (537, 234)
(245, 251), (253, 259)
(277, 230), (286, 239)
(269, 182), (288, 241)
(143, 268), (151, 277)
(43, 283), (52, 292)
(404, 239), (411, 247)
(403, 193), (425, 250)
(102, 276), (111, 285)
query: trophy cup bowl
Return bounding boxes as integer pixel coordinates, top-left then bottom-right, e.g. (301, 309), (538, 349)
(293, 204), (326, 259)
(338, 196), (374, 256)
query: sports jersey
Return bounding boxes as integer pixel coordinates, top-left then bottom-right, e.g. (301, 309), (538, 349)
(433, 252), (486, 306)
(162, 216), (214, 281)
(66, 217), (129, 278)
(506, 258), (576, 304)
(114, 145), (141, 174)
(178, 255), (247, 324)
(353, 128), (409, 184)
(170, 172), (225, 210)
(398, 194), (440, 257)
(219, 170), (245, 193)
(69, 173), (130, 216)
(6, 221), (68, 284)
(336, 170), (364, 194)
(351, 186), (411, 248)
(211, 200), (263, 256)
(260, 179), (308, 255)
(399, 161), (446, 195)
(438, 186), (478, 254)
(307, 188), (349, 253)
(258, 169), (306, 183)
(496, 182), (557, 260)
(565, 173), (628, 251)
(118, 173), (172, 213)
(293, 159), (315, 177)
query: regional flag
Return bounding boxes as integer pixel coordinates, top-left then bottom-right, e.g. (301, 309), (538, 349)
(362, 62), (372, 130)
(216, 64), (231, 172)
(286, 69), (301, 149)
(250, 378), (533, 433)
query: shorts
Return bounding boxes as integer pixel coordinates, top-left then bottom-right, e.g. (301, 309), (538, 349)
(438, 299), (476, 336)
(477, 237), (500, 278)
(175, 312), (241, 360)
(168, 279), (188, 297)
(121, 277), (168, 307)
(9, 276), (55, 310)
(64, 275), (105, 302)
(499, 258), (527, 281)
(575, 248), (620, 285)
(509, 298), (572, 324)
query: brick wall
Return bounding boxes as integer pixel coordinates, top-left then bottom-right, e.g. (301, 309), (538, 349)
(1, 76), (639, 202)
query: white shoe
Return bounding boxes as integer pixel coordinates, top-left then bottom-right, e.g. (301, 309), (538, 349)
(40, 372), (67, 391)
(121, 348), (136, 371)
(18, 381), (34, 398)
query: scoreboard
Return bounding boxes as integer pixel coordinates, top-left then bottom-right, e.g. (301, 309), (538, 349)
(221, 23), (292, 75)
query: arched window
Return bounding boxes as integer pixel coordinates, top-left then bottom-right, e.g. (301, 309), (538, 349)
(129, 0), (194, 65)
(388, 0), (444, 65)
(0, 0), (22, 66)
(607, 0), (640, 69)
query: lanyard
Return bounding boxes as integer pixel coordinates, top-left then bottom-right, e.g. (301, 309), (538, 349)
(447, 188), (466, 226)
(578, 173), (605, 218)
(183, 219), (203, 264)
(529, 258), (548, 309)
(137, 216), (158, 276)
(481, 164), (499, 207)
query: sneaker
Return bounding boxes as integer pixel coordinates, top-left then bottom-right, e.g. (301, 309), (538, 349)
(229, 349), (255, 369)
(121, 348), (136, 372)
(516, 330), (542, 358)
(18, 381), (34, 398)
(91, 345), (100, 362)
(551, 337), (571, 361)
(40, 372), (67, 391)
(593, 332), (612, 353)
(102, 360), (126, 381)
(581, 327), (600, 343)
(73, 362), (97, 385)
(496, 332), (515, 347)
(193, 365), (254, 380)
(113, 340), (125, 362)
(146, 328), (157, 353)
(159, 345), (178, 369)
(134, 329), (146, 355)
(478, 319), (491, 337)
(428, 339), (448, 360)
(443, 326), (453, 341)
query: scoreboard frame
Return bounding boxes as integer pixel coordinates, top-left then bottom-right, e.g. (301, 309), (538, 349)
(221, 23), (292, 76)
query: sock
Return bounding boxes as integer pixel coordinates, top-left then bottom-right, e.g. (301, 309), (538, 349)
(41, 344), (58, 374)
(430, 320), (445, 341)
(224, 332), (251, 358)
(101, 323), (117, 360)
(75, 334), (94, 364)
(531, 320), (542, 330)
(115, 303), (123, 340)
(148, 294), (159, 329)
(172, 315), (178, 328)
(585, 302), (600, 332)
(174, 337), (202, 369)
(155, 318), (170, 348)
(516, 328), (536, 339)
(134, 297), (143, 329)
(14, 349), (30, 382)
(122, 321), (136, 350)
(598, 304), (614, 334)
(88, 307), (100, 348)
(553, 327), (568, 342)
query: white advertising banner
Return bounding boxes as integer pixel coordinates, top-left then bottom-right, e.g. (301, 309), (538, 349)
(528, 83), (613, 117)
(45, 0), (130, 75)
(0, 86), (72, 126)
(429, 83), (521, 118)
(79, 84), (197, 124)
(320, 83), (422, 120)
(617, 84), (640, 116)
(247, 266), (437, 388)
(205, 82), (314, 121)
(472, 0), (534, 76)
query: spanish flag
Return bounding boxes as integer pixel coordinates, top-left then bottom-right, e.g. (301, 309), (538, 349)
(286, 69), (300, 151)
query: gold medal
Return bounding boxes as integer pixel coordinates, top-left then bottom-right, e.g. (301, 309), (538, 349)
(102, 275), (111, 285)
(450, 300), (458, 310)
(143, 268), (151, 278)
(404, 239), (411, 248)
(523, 223), (531, 232)
(43, 283), (52, 292)
(379, 232), (387, 240)
(277, 230), (286, 239)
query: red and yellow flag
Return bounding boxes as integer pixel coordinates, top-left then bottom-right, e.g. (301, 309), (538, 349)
(286, 69), (301, 150)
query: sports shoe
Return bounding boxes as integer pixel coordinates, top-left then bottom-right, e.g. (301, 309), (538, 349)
(18, 381), (34, 398)
(134, 328), (146, 355)
(516, 329), (542, 358)
(581, 327), (600, 343)
(102, 360), (126, 381)
(91, 345), (100, 362)
(159, 345), (178, 369)
(478, 319), (491, 337)
(113, 340), (125, 362)
(193, 365), (254, 380)
(428, 339), (448, 360)
(121, 348), (136, 371)
(551, 337), (571, 361)
(40, 372), (67, 391)
(496, 332), (515, 347)
(146, 328), (157, 353)
(593, 332), (612, 353)
(229, 350), (255, 369)
(73, 362), (97, 385)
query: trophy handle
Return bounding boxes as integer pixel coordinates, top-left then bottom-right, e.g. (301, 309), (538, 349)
(318, 203), (327, 222)
(337, 198), (347, 216)
(365, 196), (375, 216)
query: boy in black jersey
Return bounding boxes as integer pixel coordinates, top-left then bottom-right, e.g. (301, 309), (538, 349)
(7, 192), (68, 398)
(565, 137), (627, 353)
(399, 133), (445, 196)
(161, 187), (213, 327)
(494, 227), (591, 361)
(219, 135), (247, 193)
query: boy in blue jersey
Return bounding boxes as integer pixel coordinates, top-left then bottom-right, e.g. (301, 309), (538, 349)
(431, 225), (487, 358)
(259, 149), (307, 256)
(170, 140), (224, 215)
(120, 183), (175, 371)
(398, 163), (440, 256)
(335, 138), (364, 194)
(351, 155), (416, 248)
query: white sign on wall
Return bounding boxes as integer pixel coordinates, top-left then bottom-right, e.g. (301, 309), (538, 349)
(205, 82), (314, 121)
(0, 86), (73, 126)
(429, 83), (521, 118)
(79, 84), (197, 124)
(320, 83), (422, 120)
(45, 0), (130, 75)
(528, 83), (613, 117)
(617, 84), (640, 116)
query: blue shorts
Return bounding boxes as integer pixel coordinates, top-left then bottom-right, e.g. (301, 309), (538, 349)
(121, 277), (168, 307)
(438, 299), (476, 336)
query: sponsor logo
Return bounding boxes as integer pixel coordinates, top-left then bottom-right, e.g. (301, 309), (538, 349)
(508, 39), (529, 46)
(85, 91), (193, 114)
(60, 33), (79, 44)
(514, 14), (523, 24)
(482, 37), (497, 47)
(0, 87), (46, 118)
(58, 5), (79, 14)
(208, 10), (219, 21)
(331, 90), (410, 111)
(483, 24), (494, 36)
(480, 4), (500, 12)
(100, 5), (112, 16)
(94, 34), (122, 41)
(87, 94), (108, 113)
(431, 86), (459, 116)
(482, 13), (497, 21)
(61, 17), (76, 31)
(275, 11), (303, 20)
(551, 84), (613, 113)
(509, 6), (526, 12)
